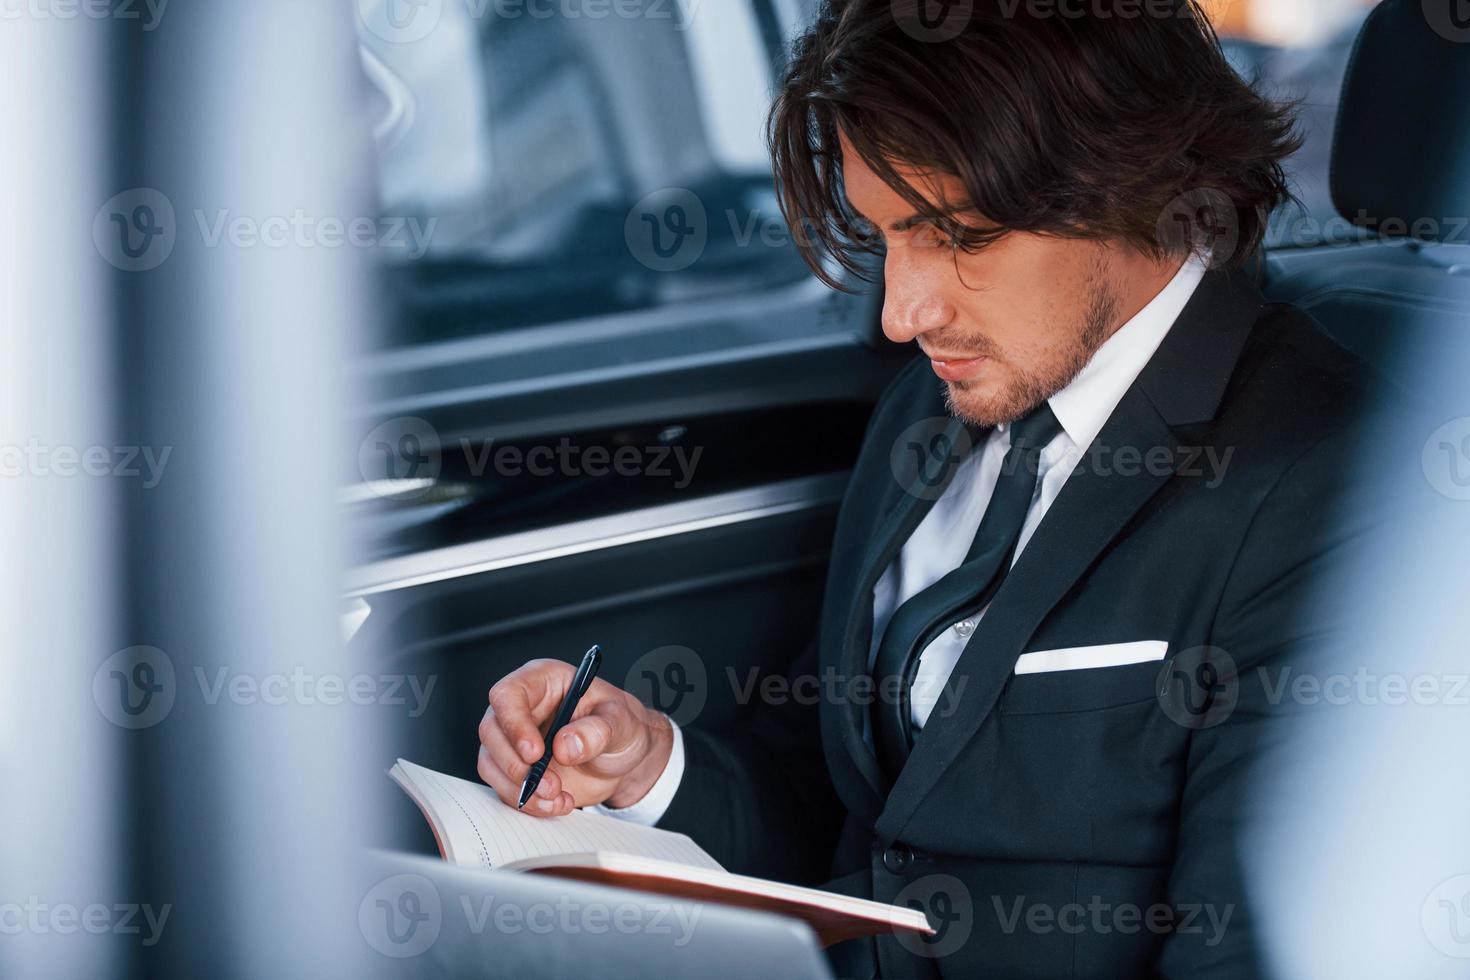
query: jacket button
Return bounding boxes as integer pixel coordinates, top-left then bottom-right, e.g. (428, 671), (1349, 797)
(882, 844), (913, 874)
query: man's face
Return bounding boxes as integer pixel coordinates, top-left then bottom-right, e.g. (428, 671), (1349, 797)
(840, 133), (1127, 428)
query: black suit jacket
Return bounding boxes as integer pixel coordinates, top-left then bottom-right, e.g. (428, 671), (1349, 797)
(657, 267), (1394, 978)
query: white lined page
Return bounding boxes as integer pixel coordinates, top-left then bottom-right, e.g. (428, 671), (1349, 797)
(392, 759), (723, 871)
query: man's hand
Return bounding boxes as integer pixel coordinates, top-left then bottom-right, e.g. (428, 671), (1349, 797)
(477, 658), (674, 817)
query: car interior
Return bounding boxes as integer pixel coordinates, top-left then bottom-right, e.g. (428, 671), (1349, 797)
(1259, 0), (1470, 383)
(11, 3), (1470, 975)
(344, 0), (1470, 854)
(10, 0), (1470, 977)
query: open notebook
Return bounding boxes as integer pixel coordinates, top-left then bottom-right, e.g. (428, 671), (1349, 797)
(390, 759), (932, 946)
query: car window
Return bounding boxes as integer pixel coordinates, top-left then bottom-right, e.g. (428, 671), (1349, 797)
(1216, 0), (1382, 249)
(355, 0), (813, 350)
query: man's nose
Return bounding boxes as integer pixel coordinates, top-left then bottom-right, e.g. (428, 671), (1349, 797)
(880, 253), (955, 344)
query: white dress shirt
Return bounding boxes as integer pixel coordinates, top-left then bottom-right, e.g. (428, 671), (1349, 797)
(597, 254), (1208, 825)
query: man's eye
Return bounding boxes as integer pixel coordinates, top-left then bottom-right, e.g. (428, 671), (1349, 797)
(917, 225), (953, 249)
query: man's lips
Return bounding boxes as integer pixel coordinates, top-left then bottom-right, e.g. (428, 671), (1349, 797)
(927, 353), (988, 383)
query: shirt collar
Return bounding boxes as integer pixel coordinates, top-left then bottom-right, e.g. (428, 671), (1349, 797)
(1035, 253), (1210, 452)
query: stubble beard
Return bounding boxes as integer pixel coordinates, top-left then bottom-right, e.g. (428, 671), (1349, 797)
(943, 264), (1120, 429)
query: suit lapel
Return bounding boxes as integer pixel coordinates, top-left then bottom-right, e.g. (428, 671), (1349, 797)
(872, 266), (1265, 841)
(826, 373), (982, 802)
(874, 389), (1180, 838)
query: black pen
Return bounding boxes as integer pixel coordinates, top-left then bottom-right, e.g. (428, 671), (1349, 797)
(518, 644), (602, 809)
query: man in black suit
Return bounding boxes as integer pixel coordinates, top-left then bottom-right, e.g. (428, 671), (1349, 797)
(476, 2), (1394, 975)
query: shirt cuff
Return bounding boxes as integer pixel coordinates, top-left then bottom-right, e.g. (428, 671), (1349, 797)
(588, 720), (684, 826)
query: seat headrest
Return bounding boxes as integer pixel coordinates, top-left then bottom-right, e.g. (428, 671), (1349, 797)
(1330, 0), (1470, 243)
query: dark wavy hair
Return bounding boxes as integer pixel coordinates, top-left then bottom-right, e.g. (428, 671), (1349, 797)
(768, 0), (1303, 289)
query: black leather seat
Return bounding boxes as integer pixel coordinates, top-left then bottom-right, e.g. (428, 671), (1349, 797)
(1263, 0), (1470, 385)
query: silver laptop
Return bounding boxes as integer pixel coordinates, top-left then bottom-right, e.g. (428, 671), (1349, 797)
(358, 850), (833, 979)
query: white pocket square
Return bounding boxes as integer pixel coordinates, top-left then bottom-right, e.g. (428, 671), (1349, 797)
(1014, 640), (1169, 675)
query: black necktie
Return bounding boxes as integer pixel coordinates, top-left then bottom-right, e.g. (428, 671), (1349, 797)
(872, 401), (1063, 781)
